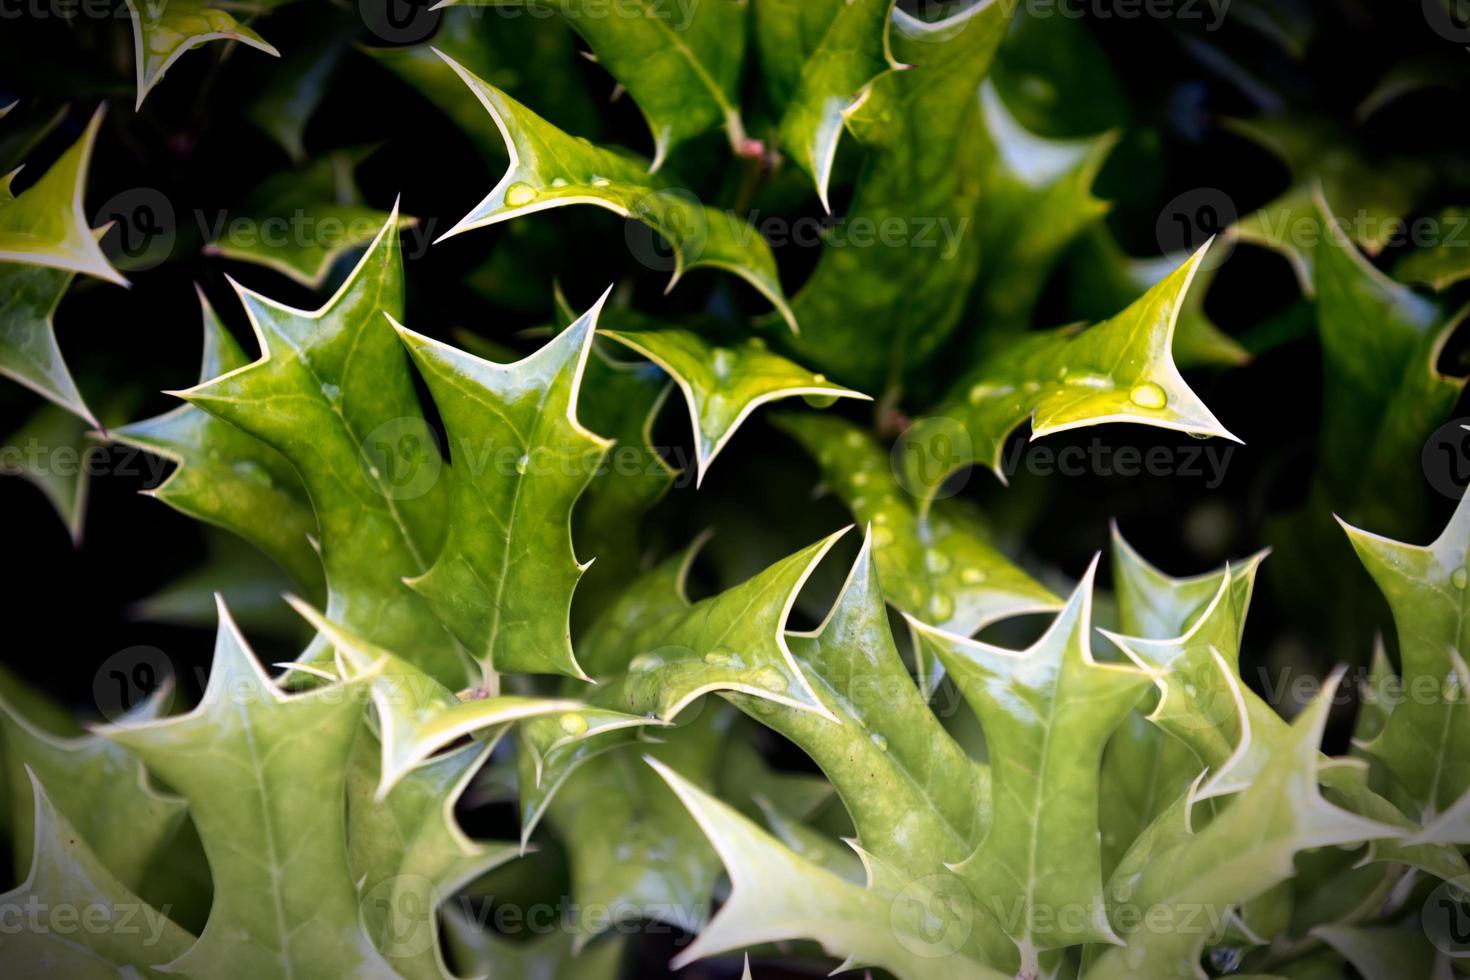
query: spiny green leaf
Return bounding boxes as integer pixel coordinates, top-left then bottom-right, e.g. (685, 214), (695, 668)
(967, 79), (1115, 339)
(125, 0), (280, 109)
(1085, 675), (1404, 980)
(911, 559), (1154, 959)
(1225, 117), (1428, 293)
(545, 710), (724, 946)
(1339, 484), (1470, 818)
(114, 288), (323, 593)
(0, 401), (100, 543)
(347, 738), (517, 980)
(0, 106), (123, 286)
(774, 0), (899, 210)
(392, 291), (612, 679)
(727, 529), (989, 880)
(1395, 207), (1470, 291)
(175, 206), (464, 685)
(99, 600), (397, 980)
(0, 771), (193, 977)
(653, 755), (1013, 979)
(780, 1), (1009, 390)
(775, 412), (1059, 684)
(0, 264), (98, 427)
(0, 683), (185, 892)
(434, 51), (795, 329)
(204, 153), (403, 290)
(602, 327), (867, 483)
(905, 244), (1239, 503)
(1068, 225), (1251, 369)
(450, 0), (749, 163)
(292, 598), (584, 798)
(1313, 190), (1465, 535)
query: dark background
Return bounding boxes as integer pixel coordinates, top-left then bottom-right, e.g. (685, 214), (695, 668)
(2, 0), (1469, 975)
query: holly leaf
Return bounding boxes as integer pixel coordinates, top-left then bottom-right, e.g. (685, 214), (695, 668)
(1395, 207), (1470, 291)
(1067, 225), (1251, 369)
(0, 402), (102, 543)
(0, 264), (100, 427)
(113, 287), (323, 593)
(602, 328), (867, 483)
(544, 710), (724, 947)
(966, 80), (1115, 339)
(99, 599), (399, 979)
(726, 529), (990, 884)
(174, 206), (465, 685)
(775, 412), (1059, 686)
(434, 52), (794, 329)
(391, 290), (612, 679)
(1312, 190), (1465, 535)
(778, 1), (1009, 391)
(450, 0), (749, 164)
(0, 683), (184, 892)
(1225, 116), (1429, 292)
(0, 106), (123, 286)
(1339, 484), (1470, 820)
(909, 559), (1154, 960)
(291, 598), (584, 797)
(1084, 675), (1404, 980)
(0, 771), (193, 977)
(652, 756), (1012, 980)
(204, 152), (403, 290)
(125, 0), (280, 109)
(904, 244), (1239, 503)
(773, 0), (899, 210)
(347, 737), (517, 980)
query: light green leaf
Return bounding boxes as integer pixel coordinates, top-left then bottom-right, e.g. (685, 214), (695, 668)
(910, 560), (1153, 959)
(205, 153), (402, 290)
(114, 287), (322, 593)
(175, 206), (464, 685)
(125, 0), (280, 109)
(391, 291), (612, 679)
(347, 738), (517, 980)
(1313, 190), (1465, 535)
(1339, 485), (1470, 818)
(653, 755), (1011, 980)
(602, 328), (867, 483)
(0, 771), (193, 977)
(292, 598), (583, 797)
(1084, 674), (1404, 980)
(775, 412), (1059, 675)
(905, 244), (1239, 502)
(0, 683), (184, 892)
(1067, 225), (1251, 369)
(0, 106), (123, 286)
(775, 0), (899, 210)
(545, 710), (724, 946)
(452, 0), (749, 163)
(727, 529), (990, 882)
(779, 1), (1009, 390)
(433, 51), (795, 329)
(99, 599), (398, 980)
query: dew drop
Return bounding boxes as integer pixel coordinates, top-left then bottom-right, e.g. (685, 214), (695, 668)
(929, 593), (954, 621)
(960, 568), (987, 585)
(557, 712), (588, 736)
(504, 182), (537, 207)
(1453, 567), (1467, 590)
(924, 550), (951, 574)
(591, 177), (612, 188)
(1129, 382), (1168, 410)
(751, 667), (787, 692)
(703, 651), (732, 667)
(515, 454), (530, 474)
(320, 382), (341, 401)
(870, 732), (889, 752)
(628, 652), (665, 672)
(711, 347), (735, 379)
